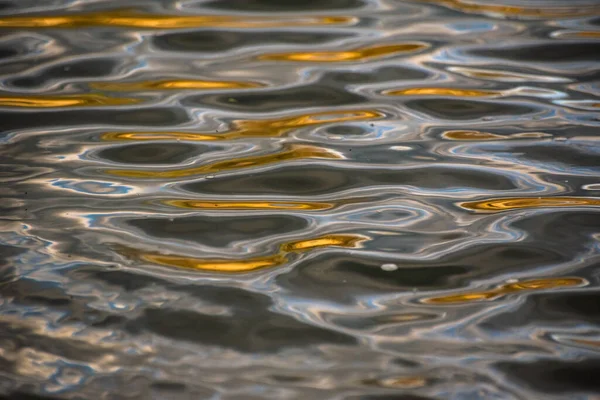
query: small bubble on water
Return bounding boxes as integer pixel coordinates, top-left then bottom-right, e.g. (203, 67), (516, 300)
(381, 263), (398, 272)
(555, 136), (567, 141)
(206, 175), (215, 179)
(505, 278), (518, 284)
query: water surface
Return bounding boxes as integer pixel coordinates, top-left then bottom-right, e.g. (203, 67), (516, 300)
(1, 0), (600, 399)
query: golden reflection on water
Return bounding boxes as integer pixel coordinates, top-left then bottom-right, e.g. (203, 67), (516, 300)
(443, 130), (506, 141)
(570, 31), (600, 38)
(413, 0), (599, 18)
(259, 43), (428, 62)
(145, 253), (284, 273)
(0, 9), (355, 29)
(101, 109), (383, 142)
(571, 338), (600, 348)
(368, 376), (428, 389)
(0, 94), (139, 108)
(102, 132), (220, 142)
(106, 144), (342, 178)
(90, 79), (264, 91)
(162, 200), (335, 211)
(448, 66), (568, 83)
(442, 130), (551, 141)
(384, 88), (498, 97)
(424, 277), (585, 304)
(460, 197), (600, 213)
(122, 234), (367, 273)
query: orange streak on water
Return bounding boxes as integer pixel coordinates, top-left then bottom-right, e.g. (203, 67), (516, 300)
(366, 376), (428, 389)
(144, 253), (285, 273)
(384, 87), (498, 97)
(0, 9), (356, 29)
(162, 200), (335, 211)
(460, 197), (600, 213)
(90, 79), (264, 91)
(259, 43), (428, 62)
(105, 144), (342, 179)
(441, 130), (552, 141)
(123, 233), (368, 273)
(424, 277), (586, 304)
(0, 94), (139, 108)
(100, 109), (383, 142)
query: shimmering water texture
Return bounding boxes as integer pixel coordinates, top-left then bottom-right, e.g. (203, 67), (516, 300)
(1, 0), (600, 399)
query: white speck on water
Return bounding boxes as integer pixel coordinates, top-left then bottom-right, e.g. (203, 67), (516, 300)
(206, 175), (215, 179)
(391, 145), (412, 151)
(555, 136), (567, 141)
(381, 263), (398, 272)
(505, 278), (518, 284)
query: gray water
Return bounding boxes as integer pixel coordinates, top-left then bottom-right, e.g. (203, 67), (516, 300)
(1, 0), (600, 399)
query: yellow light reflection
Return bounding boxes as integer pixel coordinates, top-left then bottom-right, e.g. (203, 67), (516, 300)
(145, 253), (284, 273)
(571, 31), (600, 38)
(412, 0), (598, 18)
(90, 79), (263, 91)
(259, 43), (428, 62)
(281, 235), (363, 252)
(0, 94), (139, 108)
(442, 130), (506, 141)
(106, 144), (342, 178)
(571, 339), (600, 348)
(384, 88), (498, 97)
(102, 132), (220, 141)
(442, 130), (551, 141)
(101, 109), (382, 142)
(224, 109), (382, 139)
(456, 69), (516, 80)
(162, 200), (335, 211)
(379, 377), (427, 389)
(0, 9), (355, 29)
(424, 277), (585, 304)
(449, 66), (567, 82)
(460, 197), (600, 213)
(123, 233), (367, 273)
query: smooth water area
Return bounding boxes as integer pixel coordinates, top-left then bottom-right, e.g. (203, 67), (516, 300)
(1, 0), (600, 399)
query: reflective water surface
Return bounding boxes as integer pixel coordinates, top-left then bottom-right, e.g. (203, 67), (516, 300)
(1, 0), (600, 399)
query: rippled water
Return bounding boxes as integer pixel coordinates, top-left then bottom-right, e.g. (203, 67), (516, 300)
(1, 0), (600, 399)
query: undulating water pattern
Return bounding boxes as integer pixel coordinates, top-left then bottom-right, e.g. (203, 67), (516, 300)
(1, 0), (600, 399)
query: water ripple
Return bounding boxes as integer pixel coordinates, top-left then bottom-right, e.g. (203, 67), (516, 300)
(1, 0), (600, 399)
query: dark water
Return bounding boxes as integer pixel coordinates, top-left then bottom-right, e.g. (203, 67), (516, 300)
(1, 0), (600, 399)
